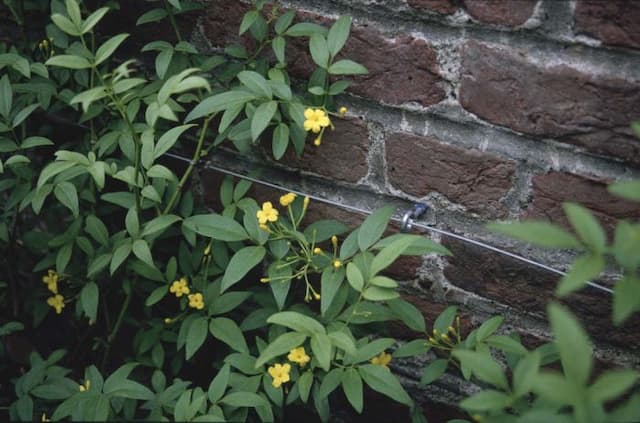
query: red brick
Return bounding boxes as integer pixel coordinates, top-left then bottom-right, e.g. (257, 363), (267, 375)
(575, 0), (640, 49)
(459, 41), (640, 163)
(201, 0), (249, 47)
(282, 117), (370, 184)
(525, 172), (640, 234)
(386, 132), (516, 218)
(442, 238), (640, 351)
(407, 0), (460, 15)
(463, 0), (537, 27)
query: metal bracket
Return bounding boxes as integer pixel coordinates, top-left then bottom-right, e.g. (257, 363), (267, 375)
(400, 203), (429, 233)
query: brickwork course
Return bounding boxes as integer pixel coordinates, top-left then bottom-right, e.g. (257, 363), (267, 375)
(187, 0), (640, 417)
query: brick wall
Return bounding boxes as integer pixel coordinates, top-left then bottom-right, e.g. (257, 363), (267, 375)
(190, 0), (640, 417)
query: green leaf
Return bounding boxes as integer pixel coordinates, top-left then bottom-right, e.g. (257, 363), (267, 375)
(370, 235), (417, 275)
(362, 286), (399, 301)
(563, 202), (606, 253)
(393, 339), (429, 358)
(51, 13), (81, 35)
(186, 316), (209, 359)
(285, 22), (328, 37)
(452, 350), (508, 390)
(12, 104), (40, 128)
(267, 311), (326, 335)
(548, 303), (592, 385)
(420, 358), (448, 385)
(319, 368), (343, 398)
(476, 316), (504, 341)
(485, 335), (528, 356)
(353, 338), (395, 363)
(255, 332), (307, 368)
(298, 371), (313, 403)
(125, 208), (139, 237)
(459, 390), (510, 411)
(328, 59), (368, 75)
(272, 35), (285, 64)
(239, 10), (259, 34)
(272, 123), (289, 160)
(608, 180), (640, 202)
(46, 55), (92, 69)
(82, 7), (109, 33)
(154, 124), (196, 159)
(21, 136), (54, 149)
(359, 364), (413, 405)
(513, 351), (540, 397)
(208, 363), (230, 403)
(237, 70), (272, 98)
(219, 392), (269, 408)
(110, 240), (132, 274)
(54, 182), (79, 217)
(56, 242), (73, 274)
(251, 100), (277, 141)
(309, 34), (329, 68)
(275, 10), (296, 34)
(0, 75), (11, 119)
(346, 262), (364, 292)
(613, 275), (640, 325)
(358, 205), (394, 251)
(136, 8), (168, 25)
(85, 215), (109, 245)
(221, 246), (266, 292)
(433, 305), (457, 334)
(141, 214), (182, 237)
(555, 254), (605, 297)
(531, 371), (578, 405)
(186, 90), (256, 122)
(209, 317), (248, 353)
(327, 16), (351, 57)
(327, 331), (356, 355)
(145, 285), (167, 306)
(95, 33), (129, 65)
(488, 221), (581, 249)
(37, 161), (76, 188)
(183, 214), (249, 241)
(80, 282), (99, 323)
(132, 239), (154, 268)
(388, 298), (425, 332)
(342, 368), (363, 413)
(311, 333), (332, 371)
(321, 267), (344, 316)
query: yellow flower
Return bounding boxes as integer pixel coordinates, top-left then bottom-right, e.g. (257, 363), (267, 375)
(303, 108), (330, 133)
(302, 196), (310, 214)
(313, 136), (322, 146)
(339, 106), (348, 116)
(331, 236), (338, 249)
(267, 363), (291, 388)
(47, 294), (65, 314)
(78, 379), (91, 392)
(170, 277), (190, 297)
(188, 292), (205, 310)
(41, 413), (50, 422)
(313, 292), (321, 300)
(287, 347), (311, 367)
(257, 201), (279, 225)
(333, 259), (342, 269)
(371, 351), (392, 368)
(164, 317), (174, 324)
(42, 269), (58, 293)
(260, 277), (270, 283)
(204, 242), (212, 256)
(279, 192), (296, 207)
(313, 247), (322, 255)
(259, 223), (270, 232)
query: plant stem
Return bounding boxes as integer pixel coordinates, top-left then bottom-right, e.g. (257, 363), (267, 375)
(162, 117), (211, 214)
(163, 0), (183, 42)
(100, 289), (131, 371)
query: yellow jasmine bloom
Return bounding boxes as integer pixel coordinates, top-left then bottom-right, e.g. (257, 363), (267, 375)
(331, 236), (338, 248)
(41, 413), (50, 422)
(260, 277), (270, 283)
(257, 201), (279, 225)
(42, 269), (58, 293)
(313, 136), (322, 146)
(303, 108), (330, 133)
(170, 277), (190, 297)
(370, 351), (392, 368)
(78, 379), (91, 392)
(164, 317), (174, 324)
(313, 292), (321, 300)
(339, 106), (348, 116)
(279, 192), (296, 207)
(288, 347), (311, 367)
(333, 259), (342, 269)
(47, 294), (65, 314)
(267, 363), (291, 388)
(313, 247), (322, 255)
(188, 293), (205, 310)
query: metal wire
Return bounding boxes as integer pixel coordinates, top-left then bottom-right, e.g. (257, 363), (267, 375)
(164, 152), (614, 295)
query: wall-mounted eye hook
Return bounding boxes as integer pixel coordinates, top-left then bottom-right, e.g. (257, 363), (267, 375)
(400, 203), (429, 233)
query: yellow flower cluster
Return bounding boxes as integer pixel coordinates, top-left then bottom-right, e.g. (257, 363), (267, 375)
(287, 346), (311, 367)
(78, 379), (91, 392)
(370, 351), (392, 368)
(279, 192), (296, 207)
(169, 277), (190, 297)
(257, 201), (279, 231)
(42, 269), (58, 293)
(303, 108), (330, 133)
(47, 294), (65, 315)
(188, 293), (205, 310)
(267, 363), (291, 388)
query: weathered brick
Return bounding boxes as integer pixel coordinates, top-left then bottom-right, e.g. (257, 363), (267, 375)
(386, 132), (516, 218)
(442, 238), (640, 351)
(407, 0), (459, 15)
(463, 0), (537, 27)
(201, 0), (249, 47)
(282, 117), (370, 184)
(575, 0), (640, 49)
(525, 171), (640, 233)
(459, 41), (640, 163)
